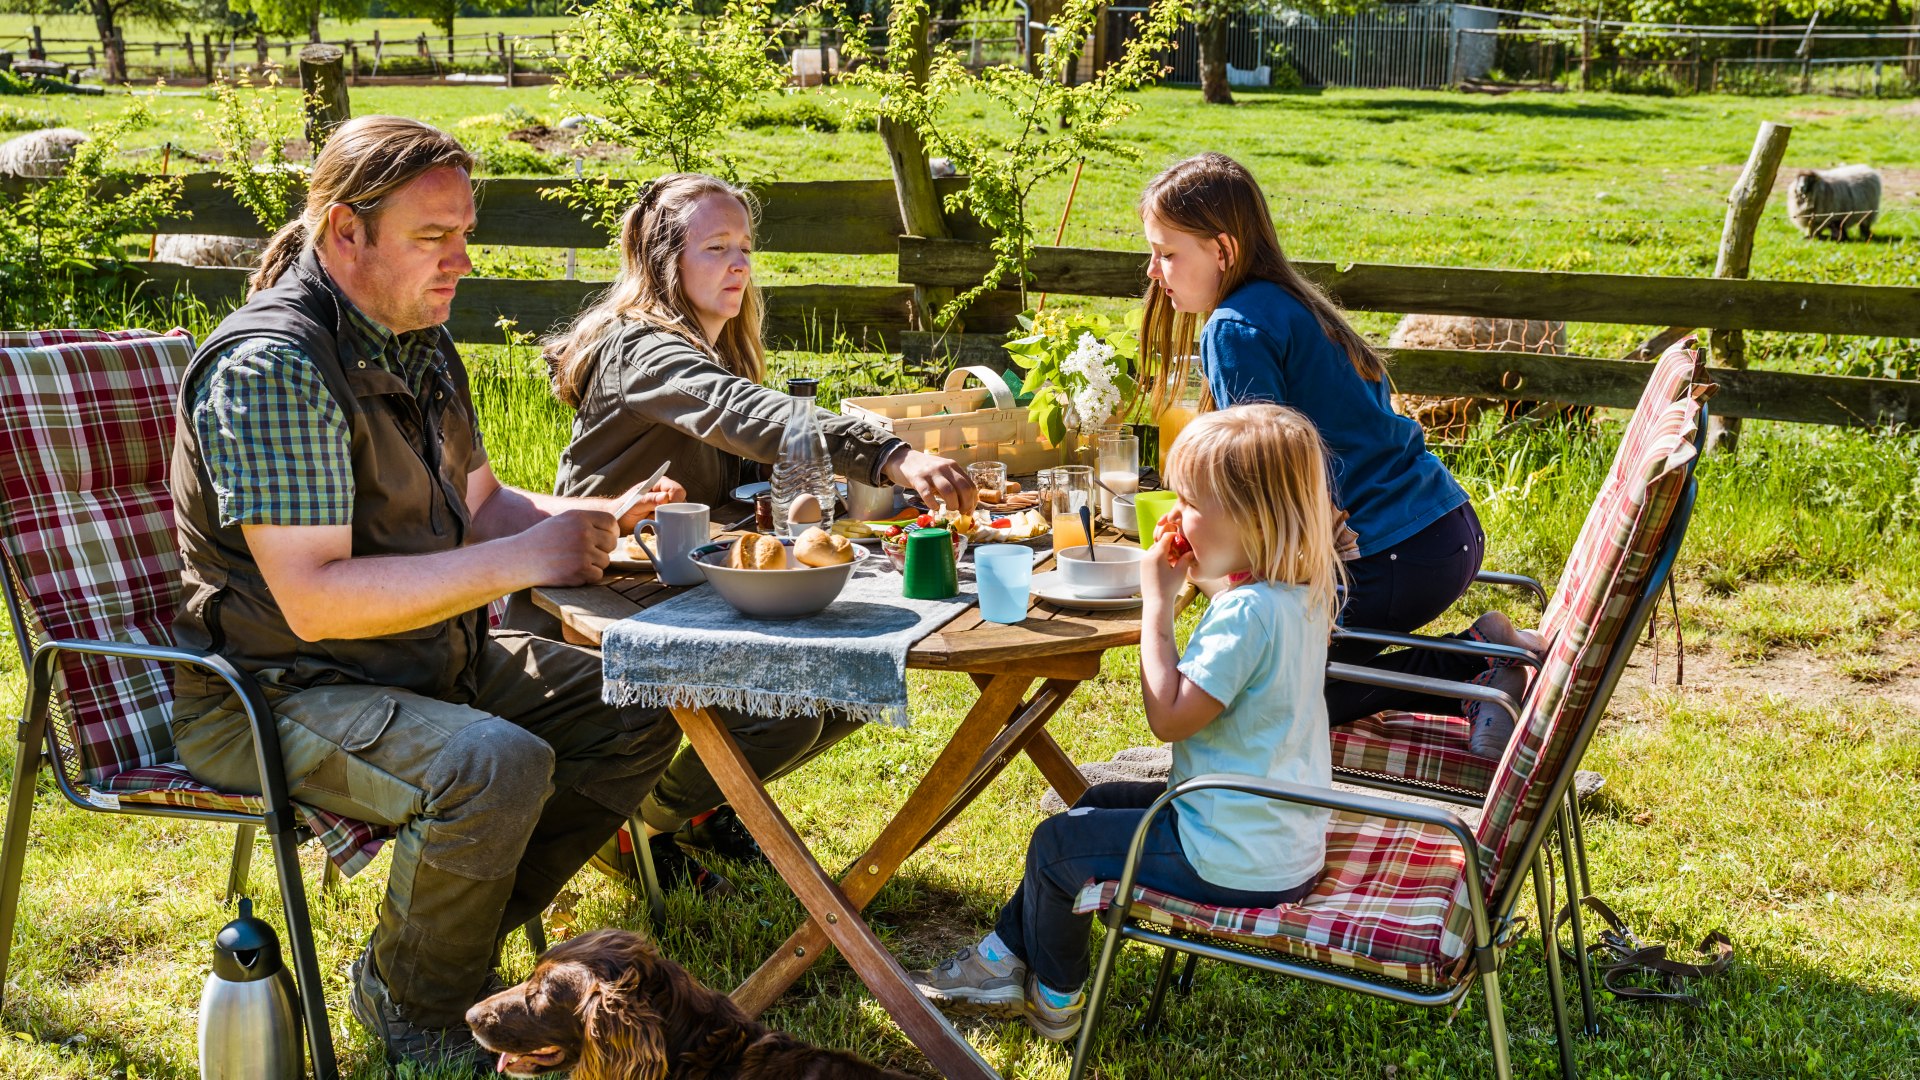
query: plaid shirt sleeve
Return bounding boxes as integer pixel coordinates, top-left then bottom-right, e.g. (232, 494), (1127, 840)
(189, 339), (356, 528)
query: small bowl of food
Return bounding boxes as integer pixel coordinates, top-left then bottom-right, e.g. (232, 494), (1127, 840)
(692, 528), (865, 619)
(879, 511), (968, 571)
(1056, 543), (1150, 598)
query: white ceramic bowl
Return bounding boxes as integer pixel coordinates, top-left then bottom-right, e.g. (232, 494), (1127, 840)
(1110, 493), (1139, 538)
(1056, 543), (1150, 598)
(692, 539), (867, 619)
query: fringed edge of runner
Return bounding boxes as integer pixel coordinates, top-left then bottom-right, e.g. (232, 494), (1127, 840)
(602, 678), (910, 729)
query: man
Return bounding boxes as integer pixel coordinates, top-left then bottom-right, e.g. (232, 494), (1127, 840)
(168, 115), (683, 1073)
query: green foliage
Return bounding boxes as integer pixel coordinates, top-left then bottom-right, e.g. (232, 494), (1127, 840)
(0, 68), (37, 95)
(223, 0), (367, 38)
(380, 0), (517, 37)
(199, 74), (304, 231)
(0, 103), (57, 128)
(0, 96), (180, 327)
(837, 0), (1187, 323)
(556, 0), (789, 180)
(735, 96), (842, 133)
(1003, 306), (1142, 445)
(475, 134), (566, 175)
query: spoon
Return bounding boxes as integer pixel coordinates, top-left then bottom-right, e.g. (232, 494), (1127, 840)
(1080, 505), (1096, 561)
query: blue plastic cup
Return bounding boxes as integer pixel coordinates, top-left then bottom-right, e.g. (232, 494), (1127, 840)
(974, 544), (1033, 624)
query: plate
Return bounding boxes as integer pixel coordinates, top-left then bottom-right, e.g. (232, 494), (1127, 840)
(730, 480), (850, 504)
(610, 536), (654, 570)
(1030, 570), (1143, 611)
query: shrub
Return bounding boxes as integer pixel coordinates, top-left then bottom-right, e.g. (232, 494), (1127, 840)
(476, 138), (567, 176)
(736, 97), (843, 132)
(0, 104), (58, 131)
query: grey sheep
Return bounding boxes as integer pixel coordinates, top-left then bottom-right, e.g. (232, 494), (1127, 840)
(0, 127), (89, 178)
(152, 233), (268, 269)
(1787, 165), (1880, 241)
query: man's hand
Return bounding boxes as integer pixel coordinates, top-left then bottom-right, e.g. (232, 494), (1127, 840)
(518, 508), (619, 586)
(612, 475), (688, 533)
(885, 449), (977, 515)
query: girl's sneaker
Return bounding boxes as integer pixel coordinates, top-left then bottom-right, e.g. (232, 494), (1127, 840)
(908, 947), (1028, 1016)
(1467, 664), (1530, 759)
(1023, 976), (1084, 1042)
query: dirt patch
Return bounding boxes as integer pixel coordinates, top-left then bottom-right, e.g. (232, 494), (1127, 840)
(508, 124), (625, 161)
(1891, 102), (1920, 120)
(1613, 632), (1920, 715)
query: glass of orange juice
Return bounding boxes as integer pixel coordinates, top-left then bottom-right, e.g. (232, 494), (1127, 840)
(1045, 465), (1095, 553)
(1157, 361), (1205, 463)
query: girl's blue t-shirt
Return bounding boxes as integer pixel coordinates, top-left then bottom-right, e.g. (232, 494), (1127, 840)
(1172, 581), (1331, 894)
(1199, 279), (1466, 557)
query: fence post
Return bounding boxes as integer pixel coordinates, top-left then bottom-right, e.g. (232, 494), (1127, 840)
(1580, 19), (1592, 90)
(1707, 120), (1791, 454)
(30, 24), (42, 60)
(299, 43), (352, 151)
(1907, 1), (1918, 84)
(349, 44), (361, 85)
(504, 40), (515, 88)
(877, 1), (958, 332)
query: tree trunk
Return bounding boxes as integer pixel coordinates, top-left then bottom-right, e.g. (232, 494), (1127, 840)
(1197, 10), (1232, 105)
(90, 0), (126, 83)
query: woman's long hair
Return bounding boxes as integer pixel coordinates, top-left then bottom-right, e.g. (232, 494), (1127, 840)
(1139, 153), (1384, 418)
(543, 174), (766, 409)
(249, 116), (475, 298)
(1164, 403), (1345, 624)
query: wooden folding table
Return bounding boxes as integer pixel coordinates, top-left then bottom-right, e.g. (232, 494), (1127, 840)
(533, 526), (1146, 1078)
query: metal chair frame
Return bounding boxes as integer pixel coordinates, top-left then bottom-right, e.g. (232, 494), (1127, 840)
(0, 557), (341, 1080)
(1070, 462), (1700, 1080)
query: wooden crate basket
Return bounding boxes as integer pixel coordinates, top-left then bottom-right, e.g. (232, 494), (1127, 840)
(841, 365), (1063, 473)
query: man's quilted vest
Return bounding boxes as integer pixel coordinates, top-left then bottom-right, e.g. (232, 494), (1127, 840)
(170, 250), (487, 705)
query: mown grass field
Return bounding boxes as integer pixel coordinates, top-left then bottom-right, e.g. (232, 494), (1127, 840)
(1, 76), (1918, 1078)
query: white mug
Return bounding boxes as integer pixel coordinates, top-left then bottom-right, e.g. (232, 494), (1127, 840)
(633, 502), (710, 586)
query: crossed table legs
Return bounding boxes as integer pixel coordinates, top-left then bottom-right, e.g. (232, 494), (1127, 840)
(666, 664), (1094, 1079)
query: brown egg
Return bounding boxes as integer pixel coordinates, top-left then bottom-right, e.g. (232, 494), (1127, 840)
(788, 493), (823, 525)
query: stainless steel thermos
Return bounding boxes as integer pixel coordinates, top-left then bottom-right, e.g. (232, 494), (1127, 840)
(198, 897), (304, 1079)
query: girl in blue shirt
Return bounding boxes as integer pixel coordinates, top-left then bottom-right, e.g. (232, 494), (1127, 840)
(1138, 152), (1537, 757)
(910, 404), (1339, 1043)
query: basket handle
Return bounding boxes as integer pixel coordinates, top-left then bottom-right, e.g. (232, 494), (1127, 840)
(942, 365), (1017, 412)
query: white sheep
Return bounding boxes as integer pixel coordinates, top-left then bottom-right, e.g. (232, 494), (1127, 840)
(1387, 315), (1568, 440)
(152, 233), (268, 269)
(0, 127), (89, 178)
(1787, 165), (1881, 241)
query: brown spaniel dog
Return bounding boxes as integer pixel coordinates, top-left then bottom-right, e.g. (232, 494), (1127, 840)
(467, 929), (919, 1079)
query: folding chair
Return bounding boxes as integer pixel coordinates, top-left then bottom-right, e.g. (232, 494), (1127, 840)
(0, 328), (377, 1080)
(1069, 383), (1707, 1080)
(1325, 340), (1714, 1029)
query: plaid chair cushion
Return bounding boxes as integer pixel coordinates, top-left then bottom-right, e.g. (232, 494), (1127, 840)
(1474, 392), (1702, 892)
(0, 328), (387, 878)
(1076, 809), (1479, 987)
(1331, 711), (1495, 794)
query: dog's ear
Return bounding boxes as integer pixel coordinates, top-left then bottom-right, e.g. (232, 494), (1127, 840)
(576, 980), (668, 1080)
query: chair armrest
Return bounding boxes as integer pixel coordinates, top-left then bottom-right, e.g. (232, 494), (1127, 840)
(27, 637), (299, 831)
(1100, 774), (1496, 957)
(1325, 661), (1519, 729)
(1475, 570), (1547, 608)
(1330, 627), (1539, 669)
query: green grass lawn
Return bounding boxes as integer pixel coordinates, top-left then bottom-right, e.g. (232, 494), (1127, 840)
(1, 81), (1918, 1078)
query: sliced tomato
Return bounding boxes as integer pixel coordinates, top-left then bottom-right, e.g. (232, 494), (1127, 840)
(989, 518), (1011, 529)
(915, 513), (935, 529)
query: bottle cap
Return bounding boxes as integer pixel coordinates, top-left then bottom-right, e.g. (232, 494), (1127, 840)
(787, 378), (819, 398)
(210, 897), (285, 983)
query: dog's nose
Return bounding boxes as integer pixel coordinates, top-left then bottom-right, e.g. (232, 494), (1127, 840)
(464, 1001), (491, 1029)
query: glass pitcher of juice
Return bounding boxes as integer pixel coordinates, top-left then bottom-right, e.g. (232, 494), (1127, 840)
(1157, 360), (1204, 462)
(1045, 465), (1095, 553)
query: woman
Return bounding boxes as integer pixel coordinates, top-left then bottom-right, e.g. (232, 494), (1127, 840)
(533, 173), (977, 892)
(1136, 153), (1537, 758)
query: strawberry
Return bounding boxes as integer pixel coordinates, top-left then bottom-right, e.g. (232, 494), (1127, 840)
(915, 513), (935, 530)
(1168, 533), (1192, 566)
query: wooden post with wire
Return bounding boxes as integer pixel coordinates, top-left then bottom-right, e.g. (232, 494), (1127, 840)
(877, 1), (958, 335)
(147, 143), (172, 261)
(298, 44), (351, 152)
(1034, 159), (1086, 315)
(1706, 120), (1790, 454)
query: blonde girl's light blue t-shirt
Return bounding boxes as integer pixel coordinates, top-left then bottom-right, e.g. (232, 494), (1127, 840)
(1171, 581), (1331, 894)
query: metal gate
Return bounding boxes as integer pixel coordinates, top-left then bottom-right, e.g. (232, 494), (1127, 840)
(1107, 3), (1466, 90)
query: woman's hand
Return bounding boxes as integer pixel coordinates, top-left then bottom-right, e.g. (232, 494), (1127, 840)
(885, 449), (977, 515)
(1142, 534), (1194, 613)
(612, 476), (688, 532)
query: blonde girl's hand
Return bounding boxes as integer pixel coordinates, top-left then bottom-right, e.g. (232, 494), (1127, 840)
(1152, 505), (1184, 546)
(1142, 534), (1194, 609)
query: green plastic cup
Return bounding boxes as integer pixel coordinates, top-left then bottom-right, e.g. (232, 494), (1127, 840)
(901, 527), (960, 599)
(1134, 490), (1179, 550)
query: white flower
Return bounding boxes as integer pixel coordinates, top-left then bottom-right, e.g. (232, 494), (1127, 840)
(1061, 332), (1121, 429)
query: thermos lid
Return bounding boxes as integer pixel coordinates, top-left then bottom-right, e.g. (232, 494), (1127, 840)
(211, 898), (285, 983)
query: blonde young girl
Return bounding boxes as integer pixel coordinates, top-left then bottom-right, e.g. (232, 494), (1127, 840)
(911, 404), (1341, 1042)
(1138, 152), (1537, 756)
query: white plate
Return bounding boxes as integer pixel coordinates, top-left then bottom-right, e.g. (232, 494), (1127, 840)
(1029, 570), (1143, 611)
(731, 480), (849, 504)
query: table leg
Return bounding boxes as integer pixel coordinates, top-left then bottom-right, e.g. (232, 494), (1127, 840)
(1022, 730), (1090, 806)
(670, 703), (1003, 1079)
(729, 673), (1037, 1015)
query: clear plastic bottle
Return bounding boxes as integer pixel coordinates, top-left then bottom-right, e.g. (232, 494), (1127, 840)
(770, 378), (837, 537)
